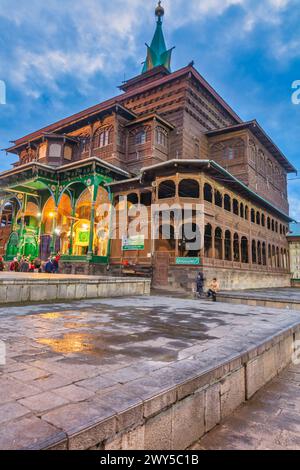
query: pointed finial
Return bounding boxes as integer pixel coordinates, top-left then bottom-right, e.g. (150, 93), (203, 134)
(155, 1), (164, 22)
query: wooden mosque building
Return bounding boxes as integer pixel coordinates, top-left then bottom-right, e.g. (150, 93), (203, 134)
(0, 2), (295, 289)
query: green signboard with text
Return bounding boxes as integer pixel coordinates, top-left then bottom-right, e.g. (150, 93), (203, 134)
(122, 235), (145, 251)
(176, 257), (201, 265)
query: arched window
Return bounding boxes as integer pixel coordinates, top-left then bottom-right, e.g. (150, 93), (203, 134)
(267, 217), (271, 230)
(240, 203), (244, 219)
(272, 220), (275, 232)
(223, 138), (245, 160)
(251, 209), (255, 223)
(180, 223), (201, 256)
(267, 160), (273, 179)
(262, 243), (267, 266)
(261, 214), (265, 227)
(245, 205), (249, 220)
(256, 212), (261, 225)
(127, 193), (139, 205)
(268, 244), (272, 267)
(224, 194), (231, 212)
(224, 146), (235, 160)
(233, 234), (240, 261)
(275, 221), (278, 233)
(233, 199), (239, 216)
(204, 183), (213, 203)
(252, 240), (257, 264)
(249, 140), (256, 164)
(280, 224), (283, 235)
(158, 180), (176, 199)
(225, 230), (232, 261)
(257, 241), (262, 265)
(276, 247), (280, 267)
(155, 127), (168, 147)
(178, 179), (200, 199)
(140, 192), (152, 207)
(241, 237), (249, 264)
(94, 127), (112, 149)
(204, 224), (213, 258)
(136, 130), (147, 145)
(215, 227), (223, 260)
(215, 190), (223, 208)
(258, 150), (265, 173)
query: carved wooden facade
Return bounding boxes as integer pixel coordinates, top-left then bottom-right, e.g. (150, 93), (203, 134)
(1, 59), (295, 285)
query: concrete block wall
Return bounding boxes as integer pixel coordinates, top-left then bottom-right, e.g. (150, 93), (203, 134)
(0, 278), (151, 305)
(167, 266), (291, 292)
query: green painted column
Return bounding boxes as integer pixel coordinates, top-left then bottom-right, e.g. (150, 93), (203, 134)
(69, 203), (76, 256)
(50, 187), (59, 256)
(17, 194), (27, 257)
(106, 186), (114, 263)
(49, 208), (59, 256)
(87, 184), (98, 261)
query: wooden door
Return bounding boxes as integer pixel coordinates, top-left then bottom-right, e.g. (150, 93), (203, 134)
(153, 252), (170, 287)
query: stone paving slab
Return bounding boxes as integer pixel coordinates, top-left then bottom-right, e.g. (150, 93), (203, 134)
(0, 295), (300, 449)
(191, 363), (300, 450)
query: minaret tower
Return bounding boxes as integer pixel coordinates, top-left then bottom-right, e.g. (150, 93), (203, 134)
(142, 1), (174, 74)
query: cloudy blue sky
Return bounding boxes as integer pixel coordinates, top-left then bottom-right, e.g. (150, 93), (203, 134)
(0, 0), (299, 219)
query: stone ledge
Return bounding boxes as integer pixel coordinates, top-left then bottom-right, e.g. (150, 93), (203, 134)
(218, 288), (300, 310)
(39, 325), (298, 451)
(0, 275), (151, 304)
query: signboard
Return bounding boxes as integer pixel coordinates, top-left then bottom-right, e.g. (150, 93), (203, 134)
(122, 235), (145, 251)
(176, 257), (201, 265)
(76, 230), (90, 247)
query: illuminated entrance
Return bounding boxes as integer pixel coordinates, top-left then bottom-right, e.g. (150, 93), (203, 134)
(0, 159), (122, 266)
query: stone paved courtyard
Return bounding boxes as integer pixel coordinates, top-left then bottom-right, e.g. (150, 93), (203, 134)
(1, 295), (300, 449)
(191, 362), (300, 450)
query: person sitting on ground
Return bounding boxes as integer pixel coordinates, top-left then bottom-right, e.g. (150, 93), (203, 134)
(195, 271), (204, 298)
(207, 278), (220, 302)
(28, 259), (35, 273)
(44, 258), (54, 274)
(52, 251), (61, 274)
(34, 257), (42, 273)
(20, 256), (29, 273)
(0, 257), (4, 272)
(10, 257), (19, 272)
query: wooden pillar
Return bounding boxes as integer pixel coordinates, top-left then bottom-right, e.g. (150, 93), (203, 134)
(247, 238), (251, 264)
(222, 235), (225, 261)
(211, 227), (215, 260)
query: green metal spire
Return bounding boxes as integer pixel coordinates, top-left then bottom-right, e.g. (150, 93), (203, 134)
(142, 2), (174, 74)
